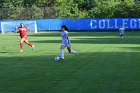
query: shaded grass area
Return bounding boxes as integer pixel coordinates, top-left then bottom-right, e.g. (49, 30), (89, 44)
(0, 32), (140, 93)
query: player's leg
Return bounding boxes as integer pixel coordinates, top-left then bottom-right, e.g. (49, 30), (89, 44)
(24, 39), (34, 50)
(67, 45), (71, 53)
(24, 39), (32, 47)
(67, 46), (77, 56)
(122, 34), (123, 39)
(120, 33), (124, 39)
(120, 33), (122, 37)
(20, 38), (26, 52)
(120, 33), (123, 39)
(122, 34), (124, 39)
(60, 44), (65, 60)
(66, 41), (77, 55)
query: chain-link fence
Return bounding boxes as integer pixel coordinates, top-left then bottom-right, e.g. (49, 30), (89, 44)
(0, 6), (56, 20)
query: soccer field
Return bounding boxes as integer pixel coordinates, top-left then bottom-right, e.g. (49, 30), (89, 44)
(0, 32), (140, 93)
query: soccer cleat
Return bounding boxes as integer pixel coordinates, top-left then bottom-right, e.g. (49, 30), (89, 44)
(32, 45), (35, 50)
(71, 50), (77, 56)
(20, 50), (23, 52)
(60, 57), (64, 60)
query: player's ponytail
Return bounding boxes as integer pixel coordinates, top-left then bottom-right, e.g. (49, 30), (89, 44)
(61, 25), (69, 31)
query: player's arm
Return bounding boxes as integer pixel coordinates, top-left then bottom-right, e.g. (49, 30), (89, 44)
(15, 28), (19, 33)
(26, 27), (31, 33)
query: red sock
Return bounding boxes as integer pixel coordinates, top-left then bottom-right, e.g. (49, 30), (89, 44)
(27, 42), (32, 47)
(20, 43), (23, 49)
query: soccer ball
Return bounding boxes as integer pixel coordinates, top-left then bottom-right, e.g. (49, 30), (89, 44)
(55, 57), (60, 62)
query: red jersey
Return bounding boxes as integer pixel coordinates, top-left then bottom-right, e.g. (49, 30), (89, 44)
(18, 26), (28, 38)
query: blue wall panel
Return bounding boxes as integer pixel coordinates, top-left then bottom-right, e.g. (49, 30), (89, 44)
(0, 18), (140, 32)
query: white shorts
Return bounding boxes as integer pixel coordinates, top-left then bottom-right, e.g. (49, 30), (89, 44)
(62, 40), (71, 47)
(120, 32), (124, 35)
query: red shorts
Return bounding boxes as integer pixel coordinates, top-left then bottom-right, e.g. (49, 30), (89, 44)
(21, 35), (27, 39)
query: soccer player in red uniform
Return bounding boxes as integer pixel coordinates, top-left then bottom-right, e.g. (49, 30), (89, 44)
(16, 23), (34, 52)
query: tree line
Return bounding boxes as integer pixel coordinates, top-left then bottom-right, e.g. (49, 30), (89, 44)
(0, 0), (140, 20)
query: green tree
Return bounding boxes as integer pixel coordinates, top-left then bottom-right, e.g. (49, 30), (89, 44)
(55, 0), (78, 18)
(114, 0), (135, 17)
(89, 0), (120, 18)
(0, 0), (23, 8)
(0, 0), (140, 19)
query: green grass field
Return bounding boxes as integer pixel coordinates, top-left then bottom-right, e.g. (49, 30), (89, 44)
(0, 32), (140, 93)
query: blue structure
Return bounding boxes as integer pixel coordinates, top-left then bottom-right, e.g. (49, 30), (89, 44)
(0, 18), (140, 32)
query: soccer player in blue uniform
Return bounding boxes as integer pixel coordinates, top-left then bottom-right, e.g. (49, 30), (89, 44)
(59, 25), (77, 60)
(119, 26), (125, 39)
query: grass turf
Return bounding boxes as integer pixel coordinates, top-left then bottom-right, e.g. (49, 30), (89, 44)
(0, 32), (140, 93)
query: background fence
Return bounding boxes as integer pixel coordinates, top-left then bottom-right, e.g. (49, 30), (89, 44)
(0, 7), (55, 20)
(0, 18), (140, 32)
